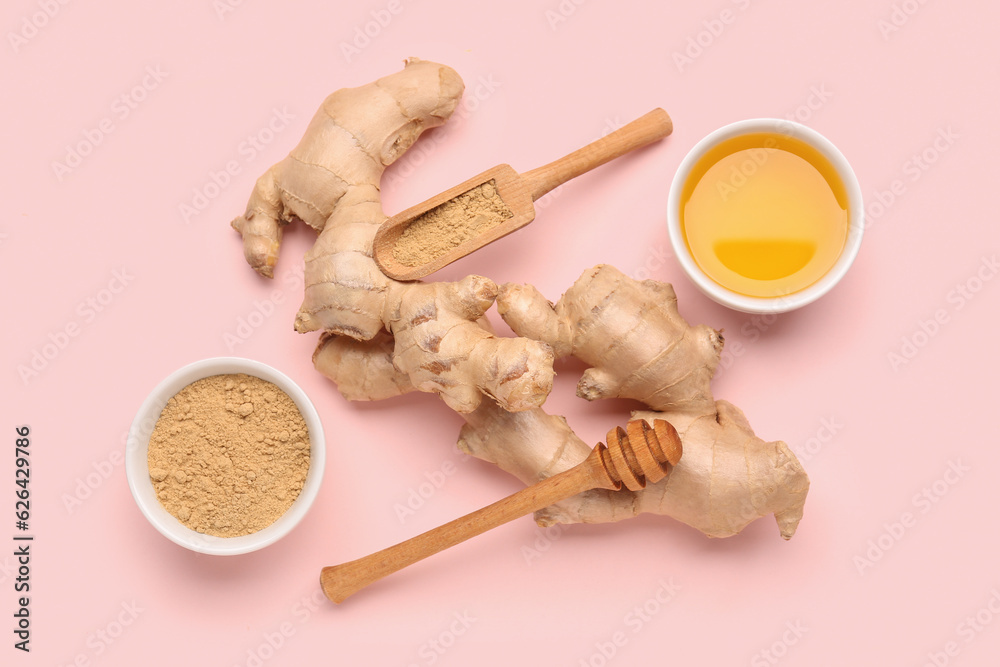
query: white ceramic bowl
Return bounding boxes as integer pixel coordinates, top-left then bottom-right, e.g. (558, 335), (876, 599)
(667, 118), (864, 314)
(126, 357), (325, 555)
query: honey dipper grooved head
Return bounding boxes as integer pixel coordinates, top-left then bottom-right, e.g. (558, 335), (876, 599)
(603, 419), (682, 491)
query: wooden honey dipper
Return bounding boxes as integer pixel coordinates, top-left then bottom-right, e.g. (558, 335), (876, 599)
(320, 419), (682, 603)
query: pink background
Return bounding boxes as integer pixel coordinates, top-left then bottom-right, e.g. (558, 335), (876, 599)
(5, 0), (1000, 665)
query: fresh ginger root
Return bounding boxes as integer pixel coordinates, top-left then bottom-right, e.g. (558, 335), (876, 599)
(498, 265), (722, 414)
(233, 59), (808, 539)
(457, 265), (809, 538)
(459, 400), (808, 538)
(231, 57), (463, 282)
(232, 59), (554, 413)
(314, 275), (554, 413)
(312, 330), (414, 402)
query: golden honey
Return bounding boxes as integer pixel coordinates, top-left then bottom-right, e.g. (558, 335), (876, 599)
(680, 132), (849, 298)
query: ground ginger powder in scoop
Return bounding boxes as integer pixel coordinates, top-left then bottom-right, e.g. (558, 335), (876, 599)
(147, 373), (310, 537)
(391, 179), (513, 267)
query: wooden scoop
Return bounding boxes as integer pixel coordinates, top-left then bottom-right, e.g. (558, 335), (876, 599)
(373, 108), (673, 281)
(320, 418), (682, 604)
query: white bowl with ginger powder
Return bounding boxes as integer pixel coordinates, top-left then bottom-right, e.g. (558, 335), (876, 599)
(126, 358), (325, 555)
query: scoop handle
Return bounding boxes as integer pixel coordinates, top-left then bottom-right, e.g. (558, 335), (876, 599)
(521, 108), (673, 201)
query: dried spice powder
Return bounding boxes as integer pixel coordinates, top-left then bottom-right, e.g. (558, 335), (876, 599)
(147, 373), (310, 537)
(392, 179), (513, 267)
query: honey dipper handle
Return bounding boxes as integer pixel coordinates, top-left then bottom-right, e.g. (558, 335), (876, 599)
(320, 448), (615, 604)
(521, 108), (673, 201)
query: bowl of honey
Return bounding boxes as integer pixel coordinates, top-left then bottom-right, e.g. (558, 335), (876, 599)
(667, 119), (864, 313)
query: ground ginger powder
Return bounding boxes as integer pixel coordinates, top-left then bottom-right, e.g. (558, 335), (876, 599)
(392, 179), (513, 267)
(147, 373), (310, 537)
